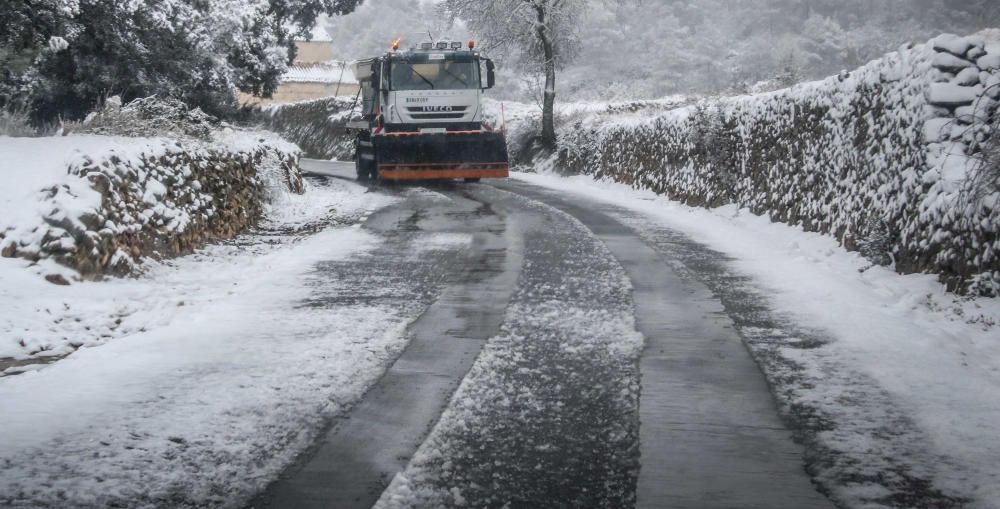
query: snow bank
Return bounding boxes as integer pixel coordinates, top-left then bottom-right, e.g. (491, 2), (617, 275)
(0, 179), (409, 507)
(514, 32), (1000, 295)
(0, 130), (302, 279)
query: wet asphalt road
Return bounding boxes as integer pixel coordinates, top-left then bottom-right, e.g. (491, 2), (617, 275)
(252, 161), (834, 509)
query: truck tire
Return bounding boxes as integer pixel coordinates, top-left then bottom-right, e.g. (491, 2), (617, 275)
(355, 135), (378, 182)
(354, 138), (368, 181)
(464, 178), (481, 183)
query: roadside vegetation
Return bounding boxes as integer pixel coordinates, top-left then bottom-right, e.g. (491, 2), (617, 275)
(443, 0), (588, 149)
(0, 0), (361, 126)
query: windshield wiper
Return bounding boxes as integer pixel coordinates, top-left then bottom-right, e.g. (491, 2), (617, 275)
(441, 66), (468, 87)
(410, 67), (435, 89)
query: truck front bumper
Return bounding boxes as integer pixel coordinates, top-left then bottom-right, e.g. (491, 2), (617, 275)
(373, 131), (510, 180)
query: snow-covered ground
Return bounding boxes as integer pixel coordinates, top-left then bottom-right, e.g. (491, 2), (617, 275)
(0, 132), (302, 362)
(514, 171), (1000, 506)
(1, 135), (173, 360)
(0, 136), (166, 274)
(0, 175), (408, 507)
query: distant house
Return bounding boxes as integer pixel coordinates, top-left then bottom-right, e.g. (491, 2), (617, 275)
(241, 31), (359, 105)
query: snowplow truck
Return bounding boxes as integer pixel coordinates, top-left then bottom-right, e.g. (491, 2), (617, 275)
(347, 39), (509, 182)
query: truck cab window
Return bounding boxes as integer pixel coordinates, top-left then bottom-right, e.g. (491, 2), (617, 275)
(391, 61), (480, 91)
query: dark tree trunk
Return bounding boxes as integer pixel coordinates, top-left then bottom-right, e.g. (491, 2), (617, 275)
(535, 4), (557, 149)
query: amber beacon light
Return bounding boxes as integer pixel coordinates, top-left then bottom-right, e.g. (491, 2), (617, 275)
(468, 39), (476, 50)
(391, 38), (401, 51)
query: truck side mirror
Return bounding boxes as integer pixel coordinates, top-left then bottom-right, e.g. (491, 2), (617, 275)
(485, 59), (496, 89)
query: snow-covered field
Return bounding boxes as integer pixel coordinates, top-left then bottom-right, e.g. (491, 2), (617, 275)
(0, 176), (408, 507)
(515, 171), (1000, 506)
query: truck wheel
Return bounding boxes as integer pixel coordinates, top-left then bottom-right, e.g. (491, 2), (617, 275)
(357, 156), (377, 182)
(355, 136), (374, 181)
(354, 149), (367, 180)
(464, 178), (481, 183)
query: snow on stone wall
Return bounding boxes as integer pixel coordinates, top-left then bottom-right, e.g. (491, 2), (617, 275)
(256, 96), (358, 160)
(0, 132), (303, 280)
(549, 33), (1000, 295)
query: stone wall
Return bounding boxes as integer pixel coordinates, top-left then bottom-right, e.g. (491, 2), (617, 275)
(532, 33), (1000, 295)
(1, 133), (303, 279)
(254, 97), (358, 160)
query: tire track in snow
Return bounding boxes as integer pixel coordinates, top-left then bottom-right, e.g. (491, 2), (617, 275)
(375, 189), (644, 508)
(501, 181), (835, 509)
(253, 185), (522, 509)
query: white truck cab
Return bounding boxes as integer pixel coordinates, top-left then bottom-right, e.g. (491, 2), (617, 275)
(348, 39), (507, 182)
(352, 40), (496, 132)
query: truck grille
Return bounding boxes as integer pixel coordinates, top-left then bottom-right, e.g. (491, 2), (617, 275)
(410, 113), (466, 120)
(406, 106), (468, 113)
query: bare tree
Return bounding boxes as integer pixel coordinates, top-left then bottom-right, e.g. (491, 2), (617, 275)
(444, 0), (586, 149)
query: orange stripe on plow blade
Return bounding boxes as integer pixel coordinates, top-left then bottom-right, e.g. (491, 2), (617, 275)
(378, 164), (509, 180)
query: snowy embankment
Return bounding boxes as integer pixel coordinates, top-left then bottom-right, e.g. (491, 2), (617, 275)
(0, 132), (302, 279)
(506, 31), (1000, 295)
(0, 176), (406, 508)
(0, 131), (302, 361)
(517, 172), (1000, 508)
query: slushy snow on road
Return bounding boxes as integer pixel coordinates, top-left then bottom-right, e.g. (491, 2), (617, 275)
(514, 171), (1000, 506)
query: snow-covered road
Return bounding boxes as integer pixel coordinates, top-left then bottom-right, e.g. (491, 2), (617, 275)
(252, 162), (830, 509)
(3, 160), (998, 509)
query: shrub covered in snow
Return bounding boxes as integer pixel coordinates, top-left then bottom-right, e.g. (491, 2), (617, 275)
(69, 96), (220, 139)
(970, 115), (1000, 205)
(0, 108), (39, 137)
(523, 33), (1000, 296)
(0, 131), (303, 279)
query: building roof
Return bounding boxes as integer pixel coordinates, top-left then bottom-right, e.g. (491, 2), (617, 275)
(282, 61), (358, 84)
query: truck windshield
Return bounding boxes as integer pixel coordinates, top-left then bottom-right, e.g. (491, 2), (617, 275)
(391, 60), (479, 91)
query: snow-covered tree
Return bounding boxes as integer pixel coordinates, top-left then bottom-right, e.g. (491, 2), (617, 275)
(1, 0), (361, 123)
(320, 0), (454, 60)
(444, 0), (587, 148)
(0, 0), (77, 112)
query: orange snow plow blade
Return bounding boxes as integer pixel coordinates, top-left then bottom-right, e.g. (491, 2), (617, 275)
(373, 131), (509, 181)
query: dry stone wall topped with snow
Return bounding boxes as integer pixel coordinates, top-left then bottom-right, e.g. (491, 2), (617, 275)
(0, 133), (303, 280)
(554, 32), (1000, 295)
(255, 96), (358, 160)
